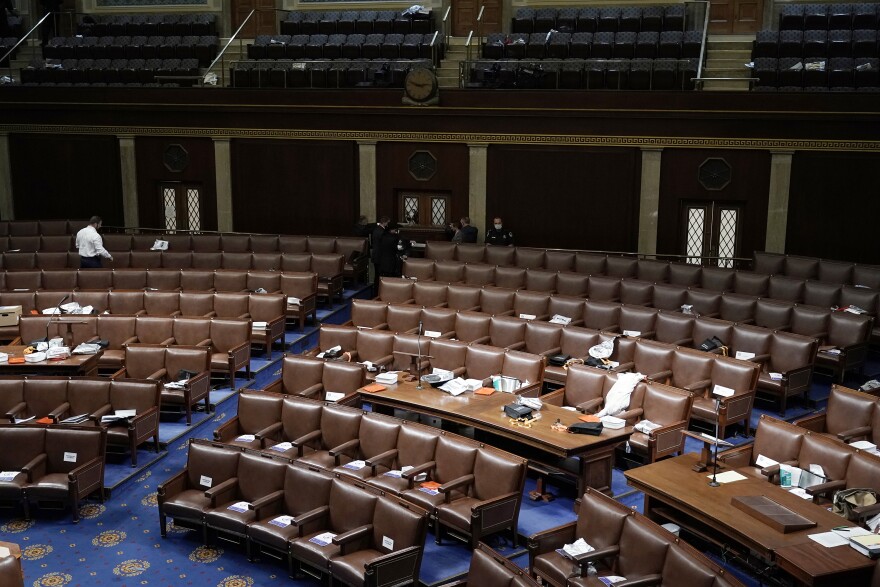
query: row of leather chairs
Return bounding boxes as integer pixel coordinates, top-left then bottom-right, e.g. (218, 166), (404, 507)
(16, 315), (252, 388)
(483, 30), (702, 60)
(22, 58), (201, 86)
(0, 424), (106, 521)
(778, 3), (880, 31)
(1, 376), (161, 464)
(753, 29), (880, 59)
(280, 9), (435, 36)
(231, 58), (433, 90)
(76, 13), (218, 37)
(718, 414), (880, 524)
(754, 250), (880, 288)
(370, 283), (869, 385)
(527, 487), (746, 587)
(309, 326), (547, 394)
(262, 355), (367, 399)
(0, 219), (86, 236)
(511, 5), (687, 34)
(546, 368), (695, 463)
(209, 392), (528, 550)
(420, 241), (880, 291)
(469, 58), (699, 91)
(44, 35), (219, 65)
(159, 441), (429, 584)
(752, 56), (879, 88)
(247, 33), (437, 61)
(794, 384), (880, 447)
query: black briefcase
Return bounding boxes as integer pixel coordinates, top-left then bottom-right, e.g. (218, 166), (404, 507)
(568, 421), (604, 435)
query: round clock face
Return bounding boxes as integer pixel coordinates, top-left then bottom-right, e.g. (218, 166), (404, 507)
(404, 67), (438, 102)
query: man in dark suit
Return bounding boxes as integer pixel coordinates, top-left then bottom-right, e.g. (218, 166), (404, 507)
(370, 216), (389, 294)
(447, 216), (478, 244)
(0, 0), (17, 37)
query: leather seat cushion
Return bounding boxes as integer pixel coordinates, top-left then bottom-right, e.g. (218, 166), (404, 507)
(161, 489), (211, 520)
(330, 549), (382, 585)
(400, 487), (465, 513)
(291, 531), (341, 570)
(365, 474), (409, 496)
(248, 518), (299, 553)
(27, 473), (70, 498)
(0, 476), (27, 498)
(204, 506), (256, 535)
(436, 496), (481, 531)
(628, 432), (649, 452)
(296, 452), (335, 470)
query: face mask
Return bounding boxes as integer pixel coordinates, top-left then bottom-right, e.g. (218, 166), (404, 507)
(494, 224), (502, 230)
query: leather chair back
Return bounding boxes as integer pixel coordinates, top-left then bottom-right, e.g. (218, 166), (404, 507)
(220, 234), (250, 253)
(524, 321), (562, 355)
(162, 251), (192, 269)
(236, 391), (284, 437)
(654, 312), (694, 345)
(785, 256), (819, 280)
(661, 543), (718, 587)
(447, 285), (482, 311)
(669, 348), (714, 390)
(575, 252), (606, 275)
(768, 331), (817, 373)
(357, 330), (395, 362)
(110, 379), (160, 414)
(641, 382), (692, 426)
(179, 292), (215, 317)
(191, 235), (221, 252)
(425, 241), (456, 261)
(222, 252), (252, 270)
(402, 258), (435, 280)
(171, 318), (211, 346)
(803, 281), (841, 308)
(453, 312), (491, 343)
(351, 300), (389, 329)
(754, 299), (793, 330)
(495, 267), (527, 289)
(280, 272), (318, 299)
(456, 244), (486, 263)
(606, 256), (637, 278)
(67, 378), (111, 416)
(78, 269), (114, 290)
(752, 416), (805, 466)
(701, 267), (735, 292)
(798, 433), (852, 481)
(464, 263), (496, 286)
(620, 279), (654, 306)
(279, 235), (308, 253)
(501, 350), (544, 386)
(135, 317), (174, 344)
(358, 414), (401, 459)
(583, 300), (620, 331)
(616, 515), (670, 577)
(180, 270), (215, 291)
(250, 253), (282, 272)
(130, 251), (162, 269)
(371, 497), (427, 555)
(413, 282), (449, 307)
(0, 425), (45, 469)
(826, 386), (877, 437)
(321, 362), (366, 396)
(514, 291), (550, 319)
(307, 236), (336, 254)
(768, 275), (805, 302)
(328, 478), (378, 532)
(525, 269), (558, 293)
(485, 246), (515, 267)
(480, 287), (515, 316)
(575, 488), (631, 549)
(124, 345), (168, 379)
(733, 271), (769, 296)
(422, 307), (456, 337)
(587, 276), (621, 302)
(668, 264), (702, 286)
(213, 293), (250, 318)
(379, 278), (415, 303)
(319, 324), (358, 352)
(148, 269), (182, 290)
(109, 291), (145, 315)
(44, 426), (104, 473)
(691, 317), (733, 349)
(685, 288), (721, 317)
(23, 377), (68, 419)
(280, 395), (323, 442)
(281, 356), (324, 395)
(844, 451), (880, 491)
(473, 449), (525, 500)
(466, 344), (505, 380)
(43, 270), (78, 291)
(237, 451), (287, 502)
(429, 339), (469, 374)
(435, 261), (464, 284)
(489, 316), (526, 349)
(637, 259), (670, 282)
(433, 435), (478, 483)
(386, 304), (422, 334)
(619, 305), (656, 336)
(144, 292), (181, 316)
(213, 270), (247, 292)
(555, 272), (589, 297)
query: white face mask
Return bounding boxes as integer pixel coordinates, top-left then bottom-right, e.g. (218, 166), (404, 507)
(494, 224), (502, 230)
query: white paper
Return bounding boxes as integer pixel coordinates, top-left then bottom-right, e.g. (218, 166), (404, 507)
(755, 454), (779, 468)
(375, 372), (399, 385)
(735, 351), (755, 360)
(343, 460), (367, 470)
(598, 578), (626, 586)
(0, 471), (19, 481)
(325, 391), (345, 402)
(382, 536), (394, 550)
(809, 531), (850, 548)
(269, 515), (293, 527)
(424, 330), (441, 338)
(309, 532), (337, 546)
(431, 368), (455, 380)
(116, 409), (136, 418)
(769, 372), (784, 381)
(700, 432), (733, 446)
(707, 470), (747, 483)
(622, 330), (641, 337)
(439, 379), (468, 396)
(563, 538), (593, 557)
(809, 464), (826, 478)
(788, 487), (813, 499)
(269, 442), (293, 452)
(235, 434), (256, 442)
(713, 384), (735, 397)
(286, 296), (301, 306)
(199, 475), (212, 487)
(252, 321), (267, 330)
(549, 314), (571, 325)
(227, 501), (249, 512)
(518, 313), (536, 320)
(63, 452), (77, 463)
(850, 441), (877, 452)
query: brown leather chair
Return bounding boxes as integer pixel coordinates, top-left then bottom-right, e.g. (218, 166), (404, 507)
(545, 251), (575, 273)
(637, 259), (670, 283)
(654, 311), (695, 346)
(213, 293), (250, 319)
(398, 435), (478, 516)
(147, 269), (183, 291)
(248, 294), (286, 358)
(546, 295), (585, 326)
(130, 251), (162, 269)
(652, 283), (688, 311)
(179, 292), (216, 317)
(453, 311), (491, 344)
(5, 270), (41, 291)
(807, 450), (880, 521)
(109, 290), (147, 315)
(143, 291), (182, 316)
(105, 378), (162, 467)
(582, 300), (620, 331)
(465, 344), (506, 383)
(313, 324), (359, 356)
(280, 272), (318, 330)
(214, 391), (284, 450)
(180, 270), (216, 291)
(335, 237), (369, 284)
(555, 272), (590, 297)
(489, 316), (527, 350)
(701, 267), (735, 292)
(814, 312), (873, 382)
(386, 304), (422, 334)
(158, 440), (240, 539)
(213, 270), (248, 292)
(64, 377), (111, 425)
(456, 243), (485, 263)
(331, 413), (401, 480)
(93, 315), (137, 370)
(248, 270), (282, 292)
(161, 251), (193, 270)
(495, 267), (527, 290)
(352, 329), (395, 370)
(135, 316), (175, 345)
(203, 450), (288, 545)
(480, 287), (516, 317)
(15, 377), (69, 423)
(685, 288), (721, 318)
(690, 356), (759, 438)
(222, 252), (253, 270)
(350, 300), (390, 330)
(321, 362), (366, 401)
(754, 299), (793, 330)
(623, 381), (694, 464)
(768, 275), (805, 303)
(463, 263), (496, 287)
(0, 425), (45, 519)
(587, 276), (621, 303)
(485, 246), (515, 267)
(718, 415), (805, 480)
(522, 321), (563, 357)
(719, 293), (757, 324)
(795, 384), (878, 443)
(757, 331), (817, 414)
(434, 261), (466, 284)
(513, 290), (551, 321)
(525, 269), (558, 293)
(26, 425), (106, 522)
(446, 285), (482, 312)
(542, 327), (602, 386)
(616, 304), (657, 339)
(620, 279), (654, 306)
(246, 464), (334, 574)
(427, 339), (469, 378)
(267, 355), (325, 398)
(279, 235), (309, 254)
(289, 478), (379, 582)
(172, 317), (213, 348)
(454, 542), (540, 587)
(401, 258), (435, 280)
(378, 278), (416, 304)
(209, 319), (252, 389)
(312, 253), (345, 307)
(421, 307), (457, 339)
(221, 234), (251, 253)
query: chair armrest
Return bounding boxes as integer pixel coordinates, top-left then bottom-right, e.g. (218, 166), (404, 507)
(363, 545), (423, 575)
(89, 403), (113, 422)
(292, 429), (322, 456)
(647, 369), (672, 383)
(574, 544), (621, 570)
(527, 521), (577, 557)
(613, 361), (636, 372)
(806, 479), (846, 499)
(402, 460), (436, 488)
(204, 477), (239, 506)
(439, 474), (475, 500)
(292, 505), (330, 526)
(255, 421), (283, 444)
(505, 341), (526, 351)
(853, 502), (880, 520)
(67, 455), (104, 496)
(538, 346), (562, 357)
(21, 452), (47, 482)
(263, 379), (282, 393)
(48, 402), (72, 422)
(365, 448), (398, 472)
(249, 489), (285, 517)
(372, 354), (395, 368)
(469, 335), (491, 345)
(577, 398), (604, 413)
(329, 438), (361, 461)
(751, 353), (771, 365)
(5, 401), (27, 420)
(540, 388), (564, 406)
(716, 444), (754, 469)
(331, 523), (373, 547)
(838, 426), (872, 442)
(615, 407), (644, 423)
(792, 412), (825, 432)
(213, 417), (240, 441)
(297, 384), (324, 398)
(148, 368), (167, 380)
(122, 336), (138, 346)
(156, 469), (186, 501)
(196, 338), (212, 347)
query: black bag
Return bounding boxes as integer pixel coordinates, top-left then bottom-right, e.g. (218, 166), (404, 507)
(548, 354), (571, 367)
(568, 421), (604, 435)
(699, 336), (725, 352)
(176, 369), (198, 381)
(323, 348), (341, 359)
(504, 403), (533, 419)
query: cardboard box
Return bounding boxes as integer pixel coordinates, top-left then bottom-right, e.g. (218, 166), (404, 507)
(0, 305), (22, 327)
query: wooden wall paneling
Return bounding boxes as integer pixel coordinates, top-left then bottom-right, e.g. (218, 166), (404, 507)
(787, 151), (880, 265)
(9, 134), (123, 224)
(135, 136), (218, 231)
(230, 139), (358, 236)
(486, 145), (642, 250)
(656, 149), (771, 260)
(375, 141), (470, 238)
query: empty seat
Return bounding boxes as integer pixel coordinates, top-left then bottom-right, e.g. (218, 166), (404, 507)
(803, 4), (829, 30)
(547, 31), (571, 59)
(598, 7), (620, 32)
(803, 29), (828, 57)
(512, 8), (535, 34)
(827, 29), (852, 57)
(613, 31), (637, 58)
(635, 31), (659, 58)
(663, 4), (685, 31)
(576, 7), (598, 33)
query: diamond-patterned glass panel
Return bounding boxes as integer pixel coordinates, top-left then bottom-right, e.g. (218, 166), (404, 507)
(431, 197), (447, 226)
(686, 208), (705, 265)
(404, 197), (419, 225)
(717, 208), (738, 268)
(163, 188), (177, 231)
(186, 188), (201, 232)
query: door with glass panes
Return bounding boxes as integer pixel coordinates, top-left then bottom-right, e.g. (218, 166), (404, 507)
(680, 201), (743, 267)
(160, 183), (203, 232)
(400, 192), (450, 228)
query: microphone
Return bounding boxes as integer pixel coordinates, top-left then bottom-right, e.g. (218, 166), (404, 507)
(45, 293), (71, 347)
(416, 320), (424, 390)
(709, 398), (721, 487)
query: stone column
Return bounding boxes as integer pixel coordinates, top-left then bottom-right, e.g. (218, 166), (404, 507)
(638, 148), (663, 255)
(118, 135), (139, 228)
(765, 150), (794, 253)
(0, 133), (14, 220)
(358, 141), (377, 222)
(468, 143), (488, 243)
(214, 137), (233, 232)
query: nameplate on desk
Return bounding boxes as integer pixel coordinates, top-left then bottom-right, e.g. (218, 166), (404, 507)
(730, 495), (817, 533)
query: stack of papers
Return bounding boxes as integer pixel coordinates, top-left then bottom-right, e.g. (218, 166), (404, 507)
(269, 442), (293, 453)
(269, 515), (293, 528)
(101, 409), (136, 424)
(251, 321), (267, 330)
(164, 379), (189, 390)
(601, 416), (626, 429)
(439, 378), (483, 396)
(555, 537), (593, 560)
(73, 343), (101, 355)
(61, 414), (90, 424)
(227, 501), (249, 513)
(375, 372), (399, 385)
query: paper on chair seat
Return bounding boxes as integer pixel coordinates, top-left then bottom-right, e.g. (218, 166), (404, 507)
(287, 297), (301, 306)
(269, 515), (293, 527)
(325, 391), (345, 402)
(309, 532), (337, 546)
(251, 321), (267, 330)
(269, 442), (293, 452)
(712, 384), (735, 397)
(235, 434), (256, 442)
(735, 351), (755, 360)
(227, 501), (249, 513)
(424, 330), (441, 338)
(549, 314), (571, 325)
(0, 471), (19, 481)
(342, 460), (366, 470)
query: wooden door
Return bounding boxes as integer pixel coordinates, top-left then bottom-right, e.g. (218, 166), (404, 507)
(160, 183), (204, 232)
(709, 0), (763, 33)
(679, 201), (744, 267)
(454, 0), (502, 37)
(231, 0), (277, 38)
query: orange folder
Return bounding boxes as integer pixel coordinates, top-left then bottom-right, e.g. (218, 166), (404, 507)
(361, 383), (387, 393)
(474, 387), (495, 396)
(8, 357), (24, 364)
(420, 481), (441, 490)
(578, 414), (601, 423)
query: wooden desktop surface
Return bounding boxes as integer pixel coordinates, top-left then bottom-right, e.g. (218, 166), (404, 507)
(625, 453), (875, 585)
(0, 345), (102, 376)
(357, 379), (632, 494)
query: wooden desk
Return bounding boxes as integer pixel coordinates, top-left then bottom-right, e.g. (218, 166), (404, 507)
(0, 346), (102, 377)
(624, 453), (875, 586)
(356, 381), (632, 495)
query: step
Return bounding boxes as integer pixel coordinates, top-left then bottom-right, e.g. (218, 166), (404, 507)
(707, 49), (753, 59)
(703, 67), (751, 78)
(702, 79), (751, 90)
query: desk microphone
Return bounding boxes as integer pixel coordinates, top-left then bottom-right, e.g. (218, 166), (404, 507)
(45, 293), (71, 346)
(709, 397), (721, 487)
(416, 320), (424, 390)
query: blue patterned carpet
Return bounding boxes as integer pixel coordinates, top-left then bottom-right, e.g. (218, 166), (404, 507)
(3, 286), (878, 587)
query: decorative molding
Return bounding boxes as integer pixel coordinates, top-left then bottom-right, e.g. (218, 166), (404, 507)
(81, 0), (220, 12)
(1, 124), (879, 152)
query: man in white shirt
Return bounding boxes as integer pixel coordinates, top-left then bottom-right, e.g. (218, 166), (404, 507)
(75, 216), (113, 268)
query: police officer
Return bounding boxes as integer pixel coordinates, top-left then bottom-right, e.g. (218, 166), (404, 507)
(485, 216), (514, 246)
